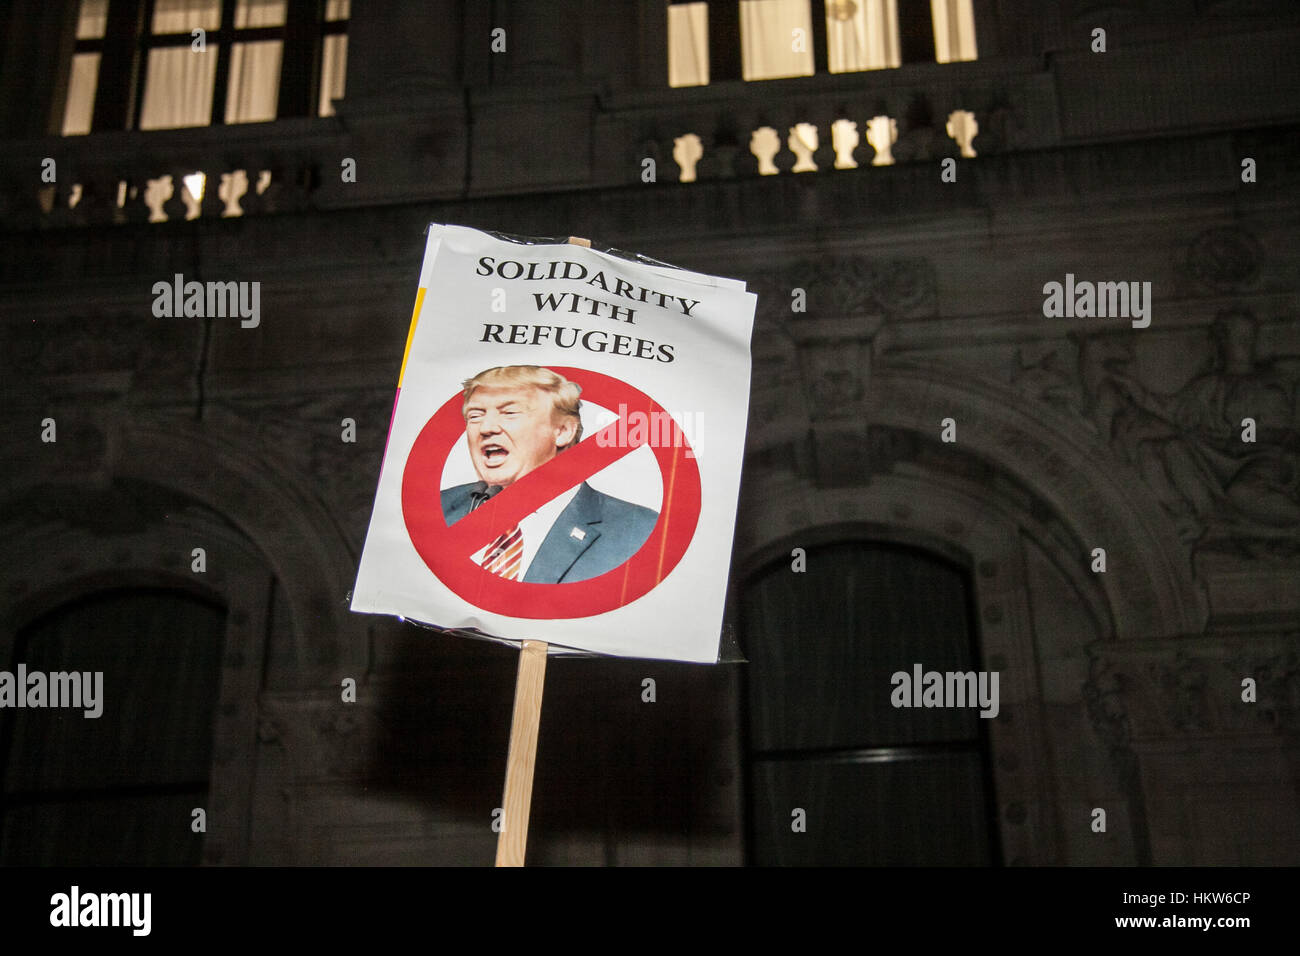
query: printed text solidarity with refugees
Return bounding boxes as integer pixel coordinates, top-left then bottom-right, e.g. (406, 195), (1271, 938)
(475, 256), (701, 363)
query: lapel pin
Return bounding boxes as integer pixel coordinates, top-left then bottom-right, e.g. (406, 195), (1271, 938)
(570, 527), (586, 541)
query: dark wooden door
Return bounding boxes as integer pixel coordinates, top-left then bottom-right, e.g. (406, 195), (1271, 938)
(1, 588), (226, 865)
(742, 540), (1000, 865)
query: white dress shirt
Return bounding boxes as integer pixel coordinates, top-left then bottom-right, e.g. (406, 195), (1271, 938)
(471, 484), (582, 579)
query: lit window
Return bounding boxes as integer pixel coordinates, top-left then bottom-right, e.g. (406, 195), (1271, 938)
(227, 1), (288, 123)
(225, 40), (283, 124)
(319, 0), (351, 116)
(61, 0), (349, 134)
(740, 0), (815, 81)
(666, 0), (977, 87)
(75, 0), (108, 37)
(826, 0), (900, 73)
(668, 2), (709, 88)
(931, 0), (977, 63)
(140, 0), (287, 129)
(60, 0), (107, 135)
(138, 0), (223, 130)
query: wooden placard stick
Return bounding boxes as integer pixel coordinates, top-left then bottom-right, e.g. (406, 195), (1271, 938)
(493, 235), (591, 867)
(494, 639), (549, 867)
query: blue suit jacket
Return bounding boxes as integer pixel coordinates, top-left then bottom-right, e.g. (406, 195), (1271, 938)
(440, 481), (659, 584)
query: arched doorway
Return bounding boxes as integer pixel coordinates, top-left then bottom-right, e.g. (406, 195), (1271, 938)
(741, 539), (1000, 864)
(0, 587), (226, 865)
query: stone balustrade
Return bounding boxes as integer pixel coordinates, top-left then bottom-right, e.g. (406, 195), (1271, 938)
(1, 116), (342, 230)
(613, 56), (1056, 182)
(1, 56), (1057, 229)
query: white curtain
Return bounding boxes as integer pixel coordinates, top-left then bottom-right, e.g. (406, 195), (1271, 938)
(76, 0), (107, 39)
(740, 0), (814, 81)
(151, 0), (221, 33)
(228, 0), (286, 122)
(234, 0), (286, 28)
(320, 0), (350, 114)
(668, 2), (709, 87)
(319, 35), (348, 115)
(226, 40), (282, 123)
(62, 0), (108, 135)
(827, 0), (900, 73)
(139, 0), (292, 128)
(931, 0), (978, 63)
(139, 0), (220, 129)
(61, 53), (100, 135)
(139, 45), (219, 129)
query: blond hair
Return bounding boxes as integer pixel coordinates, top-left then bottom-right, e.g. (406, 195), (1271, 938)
(460, 365), (583, 447)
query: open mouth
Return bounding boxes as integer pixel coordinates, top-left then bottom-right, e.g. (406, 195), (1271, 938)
(481, 443), (509, 466)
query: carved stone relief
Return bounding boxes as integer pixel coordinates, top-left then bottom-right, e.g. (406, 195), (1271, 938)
(1086, 637), (1300, 741)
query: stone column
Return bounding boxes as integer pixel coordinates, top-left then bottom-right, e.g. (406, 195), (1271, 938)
(324, 0), (468, 206)
(494, 0), (582, 84)
(345, 0), (464, 99)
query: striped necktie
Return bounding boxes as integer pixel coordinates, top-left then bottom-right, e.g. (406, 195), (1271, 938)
(482, 525), (523, 580)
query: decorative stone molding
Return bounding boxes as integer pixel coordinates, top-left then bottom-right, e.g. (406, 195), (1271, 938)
(1085, 634), (1300, 741)
(1005, 311), (1300, 614)
(751, 256), (938, 324)
(788, 317), (885, 423)
(1185, 226), (1263, 293)
(0, 412), (367, 675)
(743, 354), (1208, 638)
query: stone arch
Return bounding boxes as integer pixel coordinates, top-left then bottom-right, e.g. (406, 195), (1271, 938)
(871, 364), (1207, 638)
(732, 365), (1183, 863)
(0, 478), (277, 866)
(0, 414), (367, 679)
(737, 468), (1068, 863)
(744, 363), (1206, 640)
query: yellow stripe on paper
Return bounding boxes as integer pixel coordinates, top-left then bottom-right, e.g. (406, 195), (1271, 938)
(397, 287), (427, 388)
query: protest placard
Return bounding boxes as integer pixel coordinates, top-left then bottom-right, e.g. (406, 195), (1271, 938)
(352, 225), (756, 664)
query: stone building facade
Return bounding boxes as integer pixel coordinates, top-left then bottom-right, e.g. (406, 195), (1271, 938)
(0, 0), (1297, 865)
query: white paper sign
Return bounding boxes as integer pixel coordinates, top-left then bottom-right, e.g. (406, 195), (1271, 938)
(350, 224), (756, 662)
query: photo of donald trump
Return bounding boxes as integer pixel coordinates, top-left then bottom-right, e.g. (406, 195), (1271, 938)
(441, 365), (659, 583)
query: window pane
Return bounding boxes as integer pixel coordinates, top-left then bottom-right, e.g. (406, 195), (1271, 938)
(751, 751), (995, 865)
(0, 589), (225, 866)
(743, 542), (980, 751)
(5, 592), (225, 792)
(319, 34), (348, 116)
(75, 0), (108, 40)
(326, 0), (351, 20)
(740, 0), (814, 81)
(152, 0), (221, 35)
(139, 45), (219, 129)
(235, 0), (287, 28)
(827, 0), (900, 73)
(932, 0), (977, 63)
(226, 40), (282, 123)
(61, 52), (100, 135)
(668, 3), (709, 87)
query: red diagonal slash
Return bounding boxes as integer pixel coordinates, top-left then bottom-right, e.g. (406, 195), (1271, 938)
(444, 415), (644, 554)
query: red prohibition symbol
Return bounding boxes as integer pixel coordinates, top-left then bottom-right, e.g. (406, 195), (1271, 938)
(401, 367), (702, 619)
